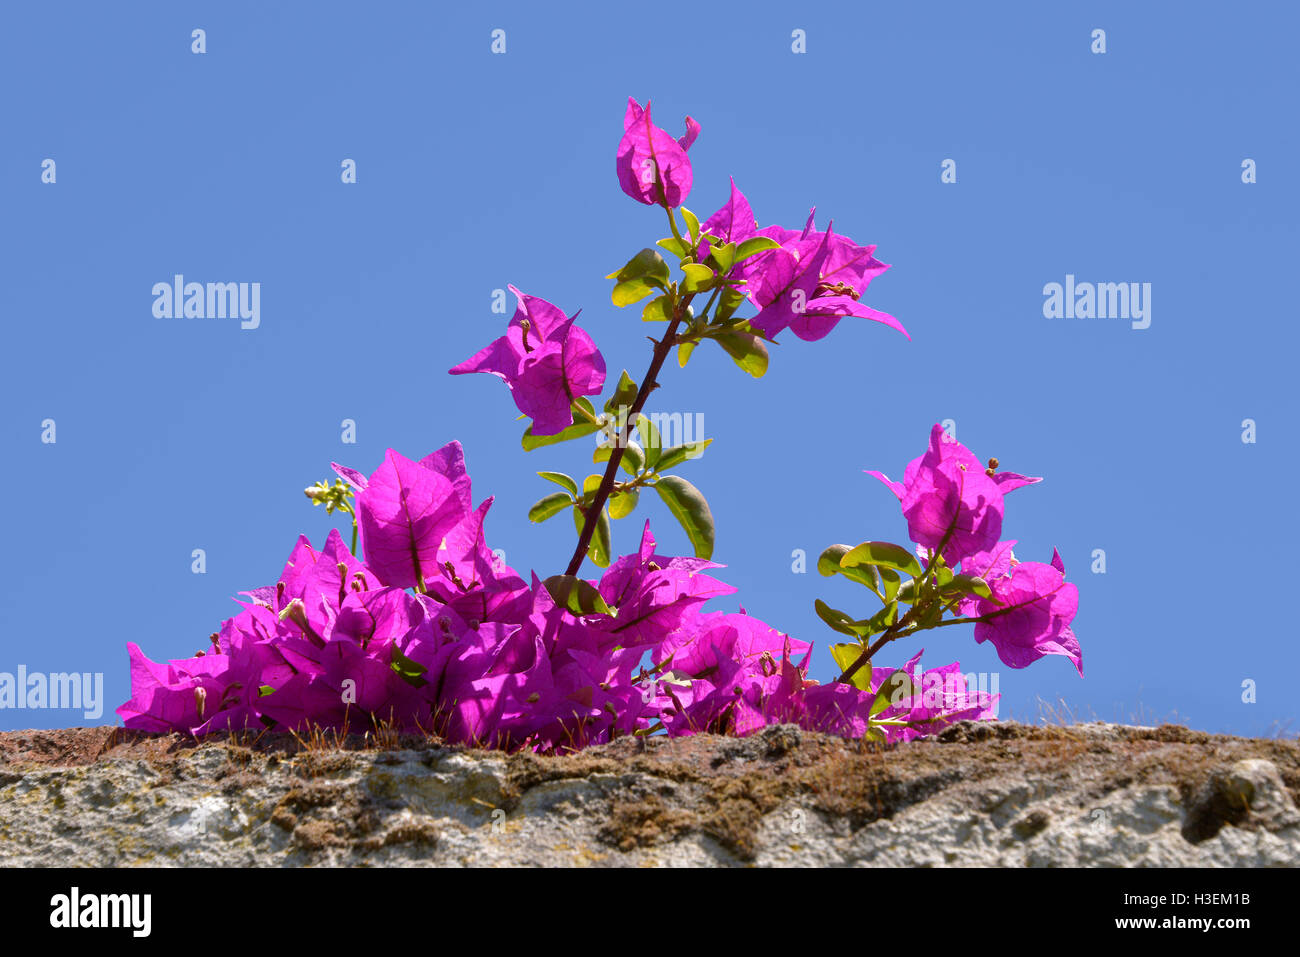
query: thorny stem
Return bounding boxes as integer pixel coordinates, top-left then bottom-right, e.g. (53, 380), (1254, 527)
(563, 206), (738, 575)
(566, 210), (698, 577)
(836, 604), (922, 688)
(564, 304), (690, 576)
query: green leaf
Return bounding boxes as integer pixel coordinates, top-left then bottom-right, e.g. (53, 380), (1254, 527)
(571, 504), (612, 568)
(608, 488), (639, 520)
(635, 413), (663, 469)
(677, 340), (696, 367)
(895, 578), (922, 605)
(870, 670), (919, 718)
(814, 599), (866, 638)
(814, 598), (896, 639)
(390, 645), (429, 688)
(595, 437), (644, 473)
(828, 642), (861, 674)
(816, 545), (882, 594)
(680, 263), (716, 295)
(618, 439), (645, 476)
(735, 236), (781, 262)
(714, 329), (769, 378)
(542, 574), (612, 616)
(581, 474), (604, 501)
(879, 567), (901, 603)
(841, 541), (925, 578)
(862, 601), (899, 637)
(613, 278), (658, 307)
(942, 574), (995, 601)
(828, 643), (873, 691)
(537, 471), (579, 497)
(656, 237), (691, 259)
(654, 438), (712, 472)
(817, 545), (852, 576)
(681, 207), (701, 245)
(714, 286), (748, 324)
(258, 685), (276, 698)
(653, 475), (714, 559)
(522, 398), (600, 450)
(607, 247), (671, 285)
(641, 295), (673, 322)
(528, 491), (573, 523)
(705, 242), (737, 274)
(604, 370), (638, 414)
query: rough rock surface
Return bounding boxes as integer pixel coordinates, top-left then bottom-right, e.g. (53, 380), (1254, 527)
(1, 722), (1297, 867)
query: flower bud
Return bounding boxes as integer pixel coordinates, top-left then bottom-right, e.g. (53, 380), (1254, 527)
(278, 598), (322, 644)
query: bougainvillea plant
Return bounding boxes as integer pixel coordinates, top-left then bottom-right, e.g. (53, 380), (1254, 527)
(119, 98), (1081, 751)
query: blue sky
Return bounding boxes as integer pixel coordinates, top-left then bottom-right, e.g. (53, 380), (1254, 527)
(1, 1), (1295, 736)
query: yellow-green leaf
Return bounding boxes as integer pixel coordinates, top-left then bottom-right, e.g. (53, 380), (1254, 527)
(653, 475), (714, 559)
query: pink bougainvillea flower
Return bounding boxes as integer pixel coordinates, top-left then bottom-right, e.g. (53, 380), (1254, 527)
(117, 612), (297, 736)
(869, 426), (1041, 503)
(651, 606), (812, 737)
(949, 538), (1020, 615)
(800, 651), (998, 743)
(698, 178), (758, 253)
(414, 440), (474, 514)
(426, 499), (530, 625)
(449, 286), (606, 436)
(261, 584), (437, 734)
(970, 549), (1083, 676)
(867, 424), (1041, 566)
(597, 521), (735, 647)
(656, 607), (804, 682)
(741, 213), (827, 337)
(960, 539), (1020, 582)
(116, 643), (236, 734)
(341, 440), (529, 622)
(241, 527), (378, 640)
(328, 586), (432, 658)
(740, 213), (907, 342)
(884, 658), (1000, 741)
(352, 448), (468, 590)
(616, 97), (699, 208)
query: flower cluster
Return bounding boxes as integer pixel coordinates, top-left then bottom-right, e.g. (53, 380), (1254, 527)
(451, 99), (906, 448)
(863, 424), (1083, 677)
(811, 425), (1082, 738)
(118, 96), (1078, 751)
(119, 441), (997, 748)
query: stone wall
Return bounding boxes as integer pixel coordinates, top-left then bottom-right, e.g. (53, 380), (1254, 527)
(2, 722), (1297, 867)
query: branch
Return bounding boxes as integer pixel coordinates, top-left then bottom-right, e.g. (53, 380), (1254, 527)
(564, 300), (691, 576)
